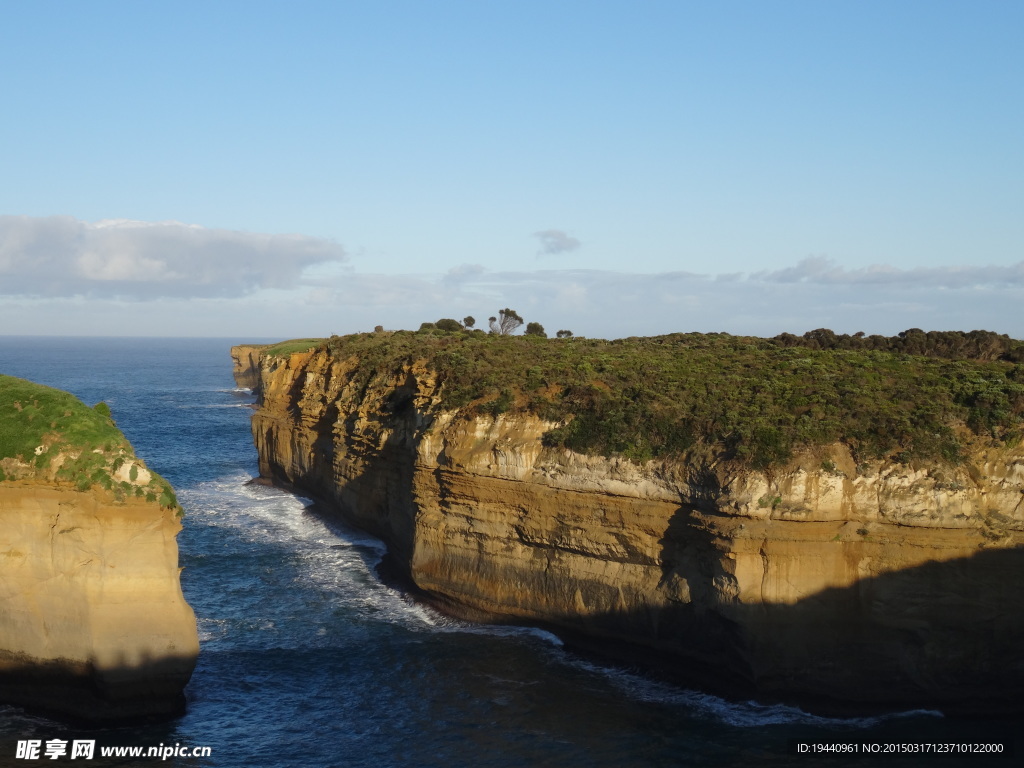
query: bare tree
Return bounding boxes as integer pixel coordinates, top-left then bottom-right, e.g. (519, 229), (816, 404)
(488, 308), (523, 335)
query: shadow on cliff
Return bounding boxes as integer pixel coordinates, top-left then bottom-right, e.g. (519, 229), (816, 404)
(0, 651), (196, 724)
(551, 504), (1024, 718)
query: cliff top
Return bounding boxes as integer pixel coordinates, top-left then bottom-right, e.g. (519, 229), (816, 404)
(263, 329), (1021, 468)
(0, 374), (180, 511)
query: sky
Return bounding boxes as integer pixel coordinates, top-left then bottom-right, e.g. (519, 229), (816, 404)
(1, 0), (1021, 339)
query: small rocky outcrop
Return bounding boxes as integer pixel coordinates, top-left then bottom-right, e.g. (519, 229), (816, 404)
(230, 344), (269, 390)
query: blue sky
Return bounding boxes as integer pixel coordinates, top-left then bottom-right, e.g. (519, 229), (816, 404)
(1, 0), (1021, 338)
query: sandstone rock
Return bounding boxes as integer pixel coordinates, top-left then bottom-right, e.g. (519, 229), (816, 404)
(0, 485), (199, 721)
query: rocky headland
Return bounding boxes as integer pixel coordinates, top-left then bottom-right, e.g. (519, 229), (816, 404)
(0, 374), (198, 721)
(236, 331), (1024, 715)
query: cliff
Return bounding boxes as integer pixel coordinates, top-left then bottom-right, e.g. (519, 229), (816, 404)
(0, 375), (198, 721)
(230, 344), (269, 390)
(236, 334), (1024, 714)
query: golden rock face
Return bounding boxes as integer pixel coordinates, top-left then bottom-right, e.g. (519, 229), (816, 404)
(239, 345), (1024, 714)
(0, 484), (199, 720)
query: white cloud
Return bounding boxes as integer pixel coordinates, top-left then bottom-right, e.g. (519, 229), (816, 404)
(0, 215), (347, 299)
(533, 229), (581, 256)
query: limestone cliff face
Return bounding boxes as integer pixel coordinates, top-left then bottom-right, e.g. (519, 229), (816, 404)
(0, 484), (199, 721)
(240, 345), (1024, 714)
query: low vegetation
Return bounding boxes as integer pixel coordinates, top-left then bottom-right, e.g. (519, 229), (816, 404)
(316, 328), (1024, 468)
(0, 375), (180, 510)
(771, 327), (1024, 362)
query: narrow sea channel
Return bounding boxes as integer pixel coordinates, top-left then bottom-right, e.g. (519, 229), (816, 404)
(0, 337), (1009, 767)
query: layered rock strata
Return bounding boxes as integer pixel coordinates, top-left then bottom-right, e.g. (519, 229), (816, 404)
(238, 345), (1024, 714)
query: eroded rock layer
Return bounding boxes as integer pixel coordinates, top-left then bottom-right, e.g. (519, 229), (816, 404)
(239, 344), (1024, 714)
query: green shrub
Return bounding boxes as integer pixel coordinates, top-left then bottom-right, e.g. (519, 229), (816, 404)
(435, 318), (463, 332)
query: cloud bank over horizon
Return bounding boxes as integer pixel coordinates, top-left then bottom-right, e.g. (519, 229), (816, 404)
(0, 215), (347, 299)
(309, 262), (1024, 340)
(1, 216), (1021, 339)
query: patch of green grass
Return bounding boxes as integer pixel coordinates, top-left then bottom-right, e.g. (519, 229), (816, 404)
(0, 374), (183, 512)
(0, 375), (126, 464)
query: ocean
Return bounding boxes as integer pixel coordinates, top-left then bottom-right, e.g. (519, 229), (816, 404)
(0, 337), (1014, 767)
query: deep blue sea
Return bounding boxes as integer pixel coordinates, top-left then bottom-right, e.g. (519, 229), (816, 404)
(0, 337), (1016, 767)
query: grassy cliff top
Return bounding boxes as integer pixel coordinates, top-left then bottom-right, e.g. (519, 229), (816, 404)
(261, 338), (325, 357)
(0, 374), (180, 510)
(308, 329), (1024, 468)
